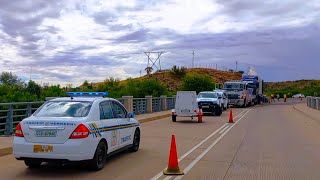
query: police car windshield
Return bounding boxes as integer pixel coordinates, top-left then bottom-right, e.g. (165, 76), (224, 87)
(198, 92), (217, 98)
(224, 83), (244, 90)
(33, 101), (92, 117)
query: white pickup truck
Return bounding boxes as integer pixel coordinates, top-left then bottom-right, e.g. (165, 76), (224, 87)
(197, 91), (223, 116)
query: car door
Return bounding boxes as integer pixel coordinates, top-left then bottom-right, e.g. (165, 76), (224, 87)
(99, 101), (120, 152)
(111, 101), (134, 148)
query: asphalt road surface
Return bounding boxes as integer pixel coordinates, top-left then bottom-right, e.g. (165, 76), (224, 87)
(1, 99), (319, 180)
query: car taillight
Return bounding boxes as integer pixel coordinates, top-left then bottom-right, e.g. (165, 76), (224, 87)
(69, 124), (90, 139)
(15, 123), (24, 137)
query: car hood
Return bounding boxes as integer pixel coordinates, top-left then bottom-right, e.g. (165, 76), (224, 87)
(197, 98), (218, 102)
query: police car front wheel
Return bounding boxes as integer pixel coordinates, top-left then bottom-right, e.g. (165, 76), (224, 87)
(129, 129), (140, 152)
(88, 141), (107, 171)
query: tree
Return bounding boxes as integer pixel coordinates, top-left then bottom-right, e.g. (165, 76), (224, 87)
(26, 80), (41, 98)
(0, 72), (25, 87)
(82, 80), (89, 87)
(181, 74), (215, 93)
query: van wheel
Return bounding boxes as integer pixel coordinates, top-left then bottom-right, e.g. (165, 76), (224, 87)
(24, 160), (42, 168)
(88, 141), (107, 171)
(172, 115), (176, 122)
(129, 129), (140, 152)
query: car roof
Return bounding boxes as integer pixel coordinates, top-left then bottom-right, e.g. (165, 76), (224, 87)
(49, 97), (113, 102)
(199, 91), (217, 93)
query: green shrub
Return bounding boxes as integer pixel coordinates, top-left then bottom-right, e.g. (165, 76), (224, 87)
(171, 65), (187, 78)
(181, 74), (215, 93)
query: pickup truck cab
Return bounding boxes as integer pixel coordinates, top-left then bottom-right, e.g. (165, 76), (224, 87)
(197, 91), (223, 116)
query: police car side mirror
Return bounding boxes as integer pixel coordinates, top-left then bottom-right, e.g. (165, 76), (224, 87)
(128, 112), (135, 118)
(218, 97), (222, 99)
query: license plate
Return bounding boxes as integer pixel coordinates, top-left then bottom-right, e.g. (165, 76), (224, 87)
(202, 106), (209, 108)
(35, 130), (57, 137)
(33, 145), (53, 153)
(181, 109), (190, 113)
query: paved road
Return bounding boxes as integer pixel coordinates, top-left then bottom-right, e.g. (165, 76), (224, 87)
(1, 99), (319, 180)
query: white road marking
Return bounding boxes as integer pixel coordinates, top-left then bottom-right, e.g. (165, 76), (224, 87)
(172, 109), (252, 180)
(150, 109), (248, 180)
(219, 125), (229, 134)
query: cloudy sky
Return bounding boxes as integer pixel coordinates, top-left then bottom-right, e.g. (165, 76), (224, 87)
(0, 0), (319, 86)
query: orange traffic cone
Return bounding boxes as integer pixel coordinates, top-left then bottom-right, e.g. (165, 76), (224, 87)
(163, 135), (184, 175)
(228, 109), (234, 123)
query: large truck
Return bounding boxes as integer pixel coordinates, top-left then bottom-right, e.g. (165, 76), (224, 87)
(223, 80), (250, 107)
(241, 67), (264, 104)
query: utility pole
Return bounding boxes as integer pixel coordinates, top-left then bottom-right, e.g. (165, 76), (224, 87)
(192, 50), (195, 68)
(236, 61), (238, 72)
(29, 66), (32, 81)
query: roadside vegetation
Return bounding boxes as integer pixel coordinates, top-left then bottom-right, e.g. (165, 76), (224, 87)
(5, 66), (318, 103)
(264, 80), (320, 97)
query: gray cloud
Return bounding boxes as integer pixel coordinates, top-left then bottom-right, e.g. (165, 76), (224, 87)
(1, 0), (320, 85)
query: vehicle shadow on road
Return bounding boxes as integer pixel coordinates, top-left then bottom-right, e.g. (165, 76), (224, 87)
(175, 120), (206, 124)
(16, 150), (134, 178)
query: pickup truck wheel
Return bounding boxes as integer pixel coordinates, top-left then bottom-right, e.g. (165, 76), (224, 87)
(172, 115), (177, 122)
(216, 106), (223, 116)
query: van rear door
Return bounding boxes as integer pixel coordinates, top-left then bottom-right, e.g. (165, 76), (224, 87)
(174, 91), (198, 116)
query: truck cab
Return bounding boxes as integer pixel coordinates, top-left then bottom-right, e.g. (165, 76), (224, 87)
(223, 81), (249, 107)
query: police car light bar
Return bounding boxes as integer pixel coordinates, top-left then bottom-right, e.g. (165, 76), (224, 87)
(66, 92), (108, 97)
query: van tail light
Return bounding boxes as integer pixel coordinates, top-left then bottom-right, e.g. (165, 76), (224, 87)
(15, 123), (24, 137)
(69, 124), (90, 139)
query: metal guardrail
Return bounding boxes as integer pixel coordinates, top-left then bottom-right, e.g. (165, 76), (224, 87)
(133, 98), (148, 115)
(307, 96), (320, 110)
(0, 102), (44, 135)
(166, 97), (175, 110)
(0, 96), (176, 135)
(152, 98), (162, 112)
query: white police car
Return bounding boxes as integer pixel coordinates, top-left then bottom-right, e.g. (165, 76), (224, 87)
(13, 92), (140, 171)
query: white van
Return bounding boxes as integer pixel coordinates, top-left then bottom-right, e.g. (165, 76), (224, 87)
(172, 91), (200, 122)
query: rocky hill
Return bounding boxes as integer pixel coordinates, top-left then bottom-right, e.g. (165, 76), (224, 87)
(91, 68), (243, 91)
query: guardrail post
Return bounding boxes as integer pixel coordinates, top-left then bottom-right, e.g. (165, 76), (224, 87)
(122, 96), (133, 113)
(26, 103), (32, 117)
(145, 96), (153, 113)
(160, 95), (167, 111)
(5, 105), (13, 135)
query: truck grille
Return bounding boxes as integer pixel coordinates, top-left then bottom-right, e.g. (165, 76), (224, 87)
(198, 102), (214, 106)
(228, 94), (239, 99)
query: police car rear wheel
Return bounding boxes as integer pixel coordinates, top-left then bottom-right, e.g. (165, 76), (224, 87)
(129, 129), (140, 152)
(24, 160), (42, 168)
(89, 141), (107, 171)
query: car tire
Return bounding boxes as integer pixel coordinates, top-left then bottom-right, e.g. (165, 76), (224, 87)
(129, 129), (140, 152)
(88, 141), (107, 171)
(216, 106), (223, 116)
(172, 115), (176, 122)
(24, 160), (42, 168)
